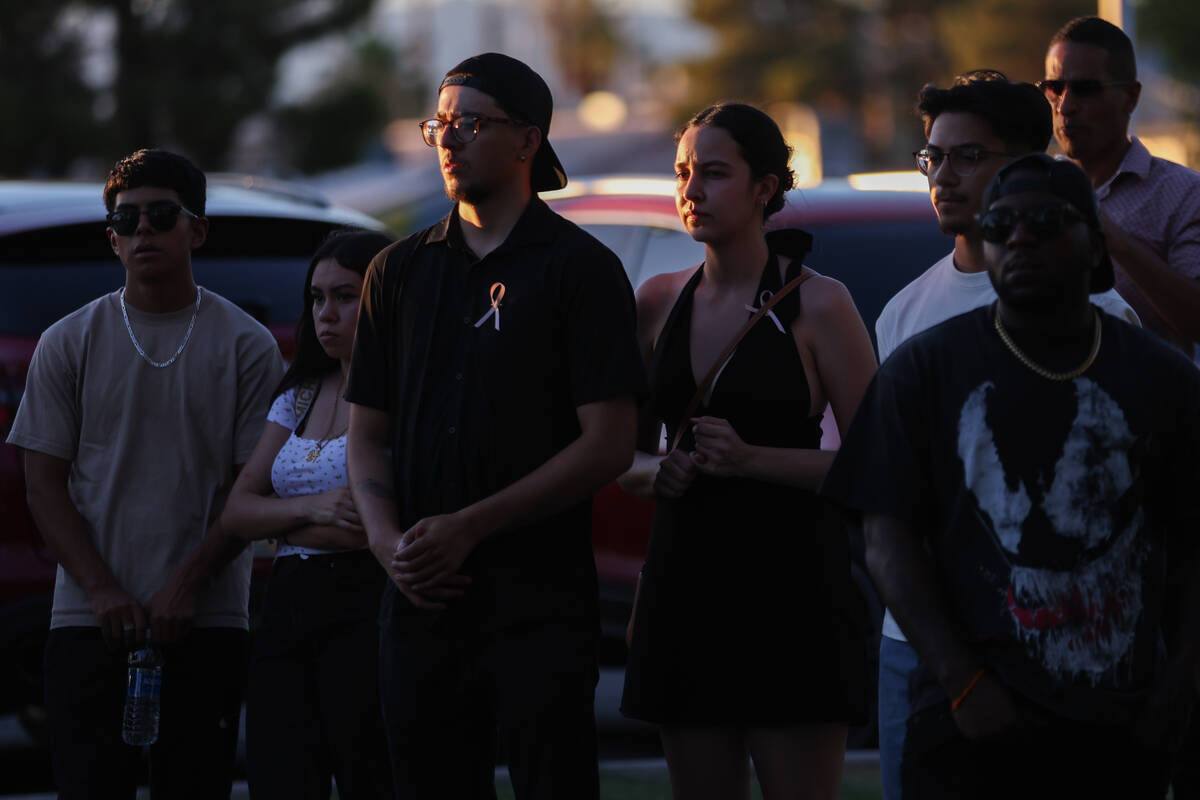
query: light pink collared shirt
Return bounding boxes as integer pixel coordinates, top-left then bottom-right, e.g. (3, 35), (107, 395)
(1096, 136), (1200, 357)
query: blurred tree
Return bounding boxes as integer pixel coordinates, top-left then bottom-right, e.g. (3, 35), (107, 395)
(678, 0), (1098, 169)
(1139, 0), (1200, 83)
(543, 0), (622, 95)
(275, 36), (426, 173)
(0, 0), (376, 177)
(932, 0), (1092, 83)
(0, 0), (114, 175)
(681, 0), (864, 113)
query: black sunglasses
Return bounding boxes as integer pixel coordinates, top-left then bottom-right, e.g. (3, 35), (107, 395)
(976, 204), (1088, 243)
(106, 201), (200, 236)
(1036, 79), (1132, 98)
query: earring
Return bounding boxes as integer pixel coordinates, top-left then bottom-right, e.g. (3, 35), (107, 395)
(520, 154), (528, 161)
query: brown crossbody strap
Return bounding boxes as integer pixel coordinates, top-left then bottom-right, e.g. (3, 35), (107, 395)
(670, 269), (815, 452)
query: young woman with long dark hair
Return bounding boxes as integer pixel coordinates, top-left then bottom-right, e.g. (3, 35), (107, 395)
(619, 103), (876, 799)
(219, 229), (395, 799)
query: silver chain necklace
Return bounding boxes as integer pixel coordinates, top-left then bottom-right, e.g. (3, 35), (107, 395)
(119, 287), (203, 368)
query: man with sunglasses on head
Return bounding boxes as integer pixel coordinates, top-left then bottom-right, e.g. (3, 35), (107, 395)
(871, 70), (1137, 800)
(1042, 16), (1200, 358)
(823, 152), (1200, 799)
(345, 53), (643, 799)
(6, 148), (282, 798)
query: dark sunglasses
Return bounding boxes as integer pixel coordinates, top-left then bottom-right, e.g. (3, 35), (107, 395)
(1036, 78), (1132, 98)
(106, 201), (200, 236)
(976, 204), (1088, 243)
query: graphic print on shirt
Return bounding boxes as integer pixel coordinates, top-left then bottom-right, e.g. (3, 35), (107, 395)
(956, 378), (1147, 685)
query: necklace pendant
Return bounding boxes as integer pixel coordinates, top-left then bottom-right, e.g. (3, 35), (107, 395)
(306, 445), (323, 462)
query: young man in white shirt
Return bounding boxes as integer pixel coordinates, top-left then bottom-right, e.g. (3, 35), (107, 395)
(872, 71), (1139, 800)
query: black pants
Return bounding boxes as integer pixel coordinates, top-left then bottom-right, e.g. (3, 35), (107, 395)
(245, 550), (392, 800)
(901, 699), (1172, 800)
(44, 626), (248, 800)
(378, 593), (600, 800)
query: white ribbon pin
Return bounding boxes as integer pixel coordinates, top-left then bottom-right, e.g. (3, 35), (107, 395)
(474, 282), (506, 331)
(744, 289), (786, 333)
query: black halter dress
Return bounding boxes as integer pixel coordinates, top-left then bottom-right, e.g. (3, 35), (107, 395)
(620, 251), (869, 725)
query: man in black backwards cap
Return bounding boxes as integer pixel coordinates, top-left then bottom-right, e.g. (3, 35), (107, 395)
(821, 153), (1200, 798)
(345, 53), (644, 798)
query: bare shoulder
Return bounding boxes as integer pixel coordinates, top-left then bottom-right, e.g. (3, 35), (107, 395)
(635, 266), (698, 329)
(796, 269), (858, 320)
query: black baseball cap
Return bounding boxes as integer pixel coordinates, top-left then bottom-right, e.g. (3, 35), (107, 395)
(982, 153), (1115, 293)
(440, 53), (568, 193)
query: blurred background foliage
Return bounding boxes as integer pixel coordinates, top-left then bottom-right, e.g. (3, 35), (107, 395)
(0, 0), (1195, 179)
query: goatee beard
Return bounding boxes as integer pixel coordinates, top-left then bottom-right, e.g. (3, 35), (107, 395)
(445, 179), (491, 206)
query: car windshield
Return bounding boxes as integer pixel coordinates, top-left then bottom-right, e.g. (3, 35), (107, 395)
(575, 219), (947, 352)
(0, 217), (372, 335)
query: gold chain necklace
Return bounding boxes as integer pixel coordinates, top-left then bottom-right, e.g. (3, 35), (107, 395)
(305, 376), (348, 462)
(993, 307), (1101, 381)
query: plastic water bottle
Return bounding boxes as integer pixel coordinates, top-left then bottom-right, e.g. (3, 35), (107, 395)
(122, 631), (163, 746)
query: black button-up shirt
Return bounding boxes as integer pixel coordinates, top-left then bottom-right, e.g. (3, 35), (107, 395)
(347, 198), (645, 628)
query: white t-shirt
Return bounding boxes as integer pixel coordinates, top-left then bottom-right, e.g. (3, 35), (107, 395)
(267, 386), (353, 557)
(876, 251), (1142, 363)
(874, 252), (1142, 640)
(7, 289), (283, 629)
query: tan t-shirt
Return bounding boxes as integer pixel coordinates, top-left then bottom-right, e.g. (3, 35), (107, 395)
(7, 288), (283, 629)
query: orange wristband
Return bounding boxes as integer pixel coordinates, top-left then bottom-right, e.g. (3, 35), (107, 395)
(950, 668), (986, 712)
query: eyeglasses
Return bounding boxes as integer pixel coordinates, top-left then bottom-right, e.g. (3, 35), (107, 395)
(106, 201), (200, 236)
(419, 114), (525, 146)
(1036, 79), (1133, 99)
(914, 145), (1013, 177)
(976, 204), (1088, 243)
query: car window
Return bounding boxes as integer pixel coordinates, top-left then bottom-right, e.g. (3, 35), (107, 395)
(803, 220), (948, 351)
(0, 217), (378, 335)
(0, 256), (312, 334)
(639, 227), (704, 285)
(577, 223), (702, 287)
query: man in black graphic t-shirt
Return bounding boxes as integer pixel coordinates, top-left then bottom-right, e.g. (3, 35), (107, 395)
(823, 153), (1200, 799)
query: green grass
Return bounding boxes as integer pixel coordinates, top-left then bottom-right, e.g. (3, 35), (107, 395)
(209, 759), (884, 799)
(492, 762), (883, 799)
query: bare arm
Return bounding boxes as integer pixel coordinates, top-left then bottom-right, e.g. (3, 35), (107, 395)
(346, 403), (403, 571)
(866, 512), (1024, 738)
(25, 450), (145, 650)
(1103, 213), (1200, 343)
(690, 276), (878, 492)
(219, 420), (363, 548)
(394, 395), (637, 589)
(617, 269), (696, 501)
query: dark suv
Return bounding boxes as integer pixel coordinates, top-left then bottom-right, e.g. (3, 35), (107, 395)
(0, 176), (385, 740)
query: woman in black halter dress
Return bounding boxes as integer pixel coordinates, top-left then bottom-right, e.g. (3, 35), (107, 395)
(619, 103), (878, 799)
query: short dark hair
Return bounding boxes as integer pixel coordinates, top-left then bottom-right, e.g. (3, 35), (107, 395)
(275, 229), (394, 399)
(678, 103), (795, 220)
(917, 71), (1052, 154)
(103, 149), (207, 215)
(1051, 16), (1137, 82)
